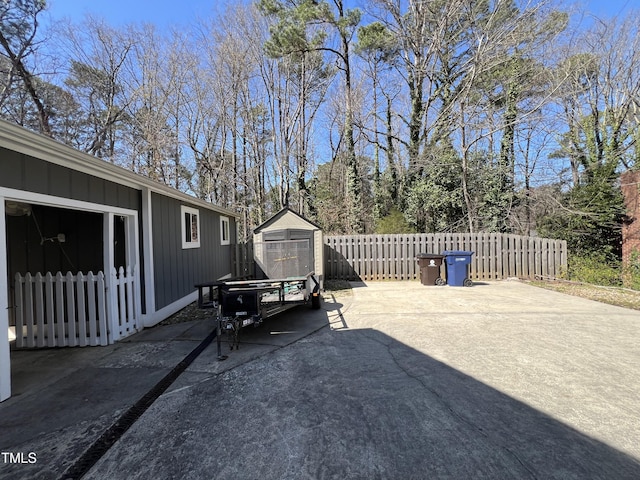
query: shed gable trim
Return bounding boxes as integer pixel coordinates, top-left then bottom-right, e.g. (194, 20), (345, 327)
(253, 207), (321, 233)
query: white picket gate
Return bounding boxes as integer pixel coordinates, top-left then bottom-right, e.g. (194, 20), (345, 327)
(13, 267), (139, 348)
(109, 266), (140, 342)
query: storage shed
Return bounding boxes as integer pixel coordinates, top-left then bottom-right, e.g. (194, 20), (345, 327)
(253, 208), (323, 287)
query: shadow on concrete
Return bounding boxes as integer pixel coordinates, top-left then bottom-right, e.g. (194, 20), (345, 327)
(314, 328), (640, 479)
(90, 318), (640, 479)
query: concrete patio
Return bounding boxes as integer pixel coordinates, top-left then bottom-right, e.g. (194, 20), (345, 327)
(1, 280), (639, 479)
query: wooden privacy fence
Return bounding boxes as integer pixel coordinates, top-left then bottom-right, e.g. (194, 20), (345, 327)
(324, 233), (567, 282)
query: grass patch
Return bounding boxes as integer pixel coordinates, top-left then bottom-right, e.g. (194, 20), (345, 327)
(529, 280), (640, 310)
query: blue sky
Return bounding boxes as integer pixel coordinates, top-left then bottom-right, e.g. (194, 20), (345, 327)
(45, 0), (634, 28)
(584, 0), (634, 18)
(45, 0), (232, 27)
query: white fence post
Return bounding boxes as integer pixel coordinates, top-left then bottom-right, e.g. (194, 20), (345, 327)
(24, 273), (34, 348)
(97, 272), (108, 346)
(107, 267), (119, 343)
(14, 273), (24, 349)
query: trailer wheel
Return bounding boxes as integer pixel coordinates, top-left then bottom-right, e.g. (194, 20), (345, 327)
(311, 293), (321, 309)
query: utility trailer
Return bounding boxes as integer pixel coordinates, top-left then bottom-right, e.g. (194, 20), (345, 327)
(195, 272), (321, 360)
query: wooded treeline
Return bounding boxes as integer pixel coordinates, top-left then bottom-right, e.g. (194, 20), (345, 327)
(1, 0), (638, 260)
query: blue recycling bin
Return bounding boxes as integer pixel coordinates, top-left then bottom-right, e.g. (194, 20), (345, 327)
(442, 250), (474, 287)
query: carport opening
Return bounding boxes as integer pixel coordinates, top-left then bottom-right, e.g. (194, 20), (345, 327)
(5, 203), (126, 348)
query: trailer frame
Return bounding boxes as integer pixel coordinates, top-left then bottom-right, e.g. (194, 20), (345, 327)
(195, 272), (321, 360)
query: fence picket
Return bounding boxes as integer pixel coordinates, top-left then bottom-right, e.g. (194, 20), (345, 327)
(55, 272), (66, 347)
(65, 272), (77, 346)
(25, 273), (34, 348)
(97, 272), (108, 346)
(77, 272), (87, 347)
(126, 266), (135, 336)
(34, 273), (45, 348)
(87, 272), (98, 346)
(45, 273), (55, 347)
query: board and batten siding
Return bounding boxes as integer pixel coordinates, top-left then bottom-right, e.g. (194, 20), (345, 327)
(0, 147), (141, 211)
(151, 192), (235, 310)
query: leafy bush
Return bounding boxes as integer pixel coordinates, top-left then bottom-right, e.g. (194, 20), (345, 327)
(375, 208), (416, 234)
(622, 249), (640, 290)
(568, 253), (622, 287)
(566, 251), (640, 291)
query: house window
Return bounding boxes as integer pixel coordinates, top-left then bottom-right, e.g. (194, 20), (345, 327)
(181, 206), (200, 249)
(220, 216), (230, 245)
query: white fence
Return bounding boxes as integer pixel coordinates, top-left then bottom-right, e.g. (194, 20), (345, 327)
(110, 266), (139, 341)
(13, 267), (139, 348)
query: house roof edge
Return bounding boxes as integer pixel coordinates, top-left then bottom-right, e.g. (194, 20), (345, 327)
(0, 120), (239, 218)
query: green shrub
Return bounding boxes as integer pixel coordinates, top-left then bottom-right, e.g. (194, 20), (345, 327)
(375, 209), (416, 234)
(568, 253), (622, 287)
(567, 251), (640, 291)
(622, 249), (640, 290)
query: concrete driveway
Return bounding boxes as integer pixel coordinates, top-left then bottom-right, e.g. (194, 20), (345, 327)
(2, 280), (639, 479)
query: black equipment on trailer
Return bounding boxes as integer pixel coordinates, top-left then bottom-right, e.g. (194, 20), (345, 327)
(195, 272), (321, 360)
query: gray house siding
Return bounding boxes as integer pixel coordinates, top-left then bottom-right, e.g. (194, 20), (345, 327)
(0, 147), (141, 210)
(151, 192), (235, 310)
(1, 141), (237, 317)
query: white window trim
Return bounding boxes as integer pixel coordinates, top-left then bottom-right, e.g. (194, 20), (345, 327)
(220, 216), (230, 245)
(181, 205), (200, 249)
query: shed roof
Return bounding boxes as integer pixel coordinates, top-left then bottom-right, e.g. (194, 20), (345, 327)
(253, 207), (322, 233)
(0, 120), (238, 218)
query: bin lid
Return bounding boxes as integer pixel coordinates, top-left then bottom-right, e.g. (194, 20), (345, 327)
(416, 253), (444, 259)
(441, 250), (474, 256)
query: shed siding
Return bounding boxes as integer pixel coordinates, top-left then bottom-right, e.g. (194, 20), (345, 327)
(253, 210), (323, 283)
(260, 212), (311, 231)
(151, 192), (234, 310)
(0, 147), (141, 211)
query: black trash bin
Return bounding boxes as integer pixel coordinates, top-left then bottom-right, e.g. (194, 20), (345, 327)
(416, 253), (445, 286)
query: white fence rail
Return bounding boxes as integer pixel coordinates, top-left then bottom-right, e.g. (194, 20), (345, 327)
(13, 267), (139, 348)
(14, 271), (109, 348)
